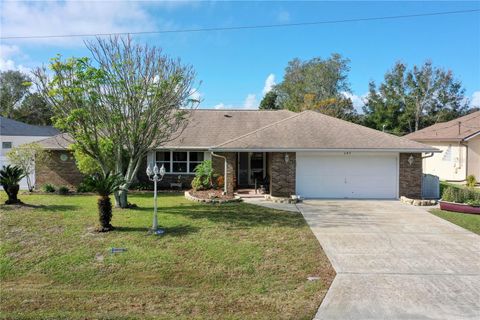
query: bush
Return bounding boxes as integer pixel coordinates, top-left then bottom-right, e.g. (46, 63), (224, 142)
(191, 160), (214, 191)
(43, 184), (56, 193)
(466, 175), (477, 188)
(77, 180), (95, 193)
(215, 175), (224, 189)
(442, 186), (480, 204)
(57, 186), (70, 195)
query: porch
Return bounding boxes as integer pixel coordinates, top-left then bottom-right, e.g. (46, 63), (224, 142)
(211, 151), (296, 198)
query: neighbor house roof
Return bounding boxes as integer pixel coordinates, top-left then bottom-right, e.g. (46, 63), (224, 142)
(211, 110), (437, 152)
(404, 111), (480, 142)
(0, 116), (59, 136)
(36, 133), (74, 150)
(37, 109), (437, 153)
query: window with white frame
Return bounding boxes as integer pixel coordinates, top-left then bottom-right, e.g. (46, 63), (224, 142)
(155, 151), (204, 174)
(2, 142), (12, 149)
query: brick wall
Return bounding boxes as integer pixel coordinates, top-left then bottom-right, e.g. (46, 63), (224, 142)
(399, 153), (422, 198)
(36, 150), (84, 190)
(211, 152), (236, 195)
(269, 152), (296, 197)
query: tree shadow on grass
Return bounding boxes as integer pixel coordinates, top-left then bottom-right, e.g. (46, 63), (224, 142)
(0, 203), (79, 212)
(113, 224), (199, 237)
(157, 203), (305, 229)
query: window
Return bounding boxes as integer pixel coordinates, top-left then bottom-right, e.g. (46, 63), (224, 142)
(189, 152), (204, 172)
(172, 152), (188, 173)
(155, 151), (205, 174)
(156, 151), (171, 172)
(2, 142), (12, 149)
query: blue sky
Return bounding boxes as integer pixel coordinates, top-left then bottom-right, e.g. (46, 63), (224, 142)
(1, 1), (479, 111)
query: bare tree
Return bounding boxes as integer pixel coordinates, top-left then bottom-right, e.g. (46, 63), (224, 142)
(34, 36), (199, 207)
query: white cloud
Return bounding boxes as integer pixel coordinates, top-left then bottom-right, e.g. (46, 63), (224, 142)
(470, 91), (480, 107)
(262, 73), (276, 95)
(0, 44), (30, 73)
(342, 91), (367, 112)
(0, 1), (157, 46)
(212, 94), (258, 110)
(189, 89), (202, 101)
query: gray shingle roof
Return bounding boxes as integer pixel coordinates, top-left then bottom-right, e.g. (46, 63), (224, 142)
(404, 111), (480, 142)
(35, 109), (437, 152)
(36, 133), (74, 150)
(211, 110), (438, 152)
(0, 116), (59, 136)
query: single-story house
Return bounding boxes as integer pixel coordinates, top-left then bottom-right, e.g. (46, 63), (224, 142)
(36, 109), (437, 199)
(404, 111), (480, 182)
(0, 116), (59, 189)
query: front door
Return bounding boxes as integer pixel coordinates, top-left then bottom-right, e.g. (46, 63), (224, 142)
(237, 152), (266, 187)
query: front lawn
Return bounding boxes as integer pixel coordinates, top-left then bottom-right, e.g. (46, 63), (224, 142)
(0, 193), (334, 319)
(430, 208), (480, 235)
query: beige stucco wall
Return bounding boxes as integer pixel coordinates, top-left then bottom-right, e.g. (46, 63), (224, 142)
(422, 142), (467, 181)
(467, 135), (480, 179)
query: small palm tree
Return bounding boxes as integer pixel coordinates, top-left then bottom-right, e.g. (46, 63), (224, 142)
(0, 165), (25, 204)
(86, 173), (124, 232)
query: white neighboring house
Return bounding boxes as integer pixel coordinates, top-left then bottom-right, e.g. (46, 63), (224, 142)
(0, 116), (59, 190)
(405, 111), (480, 182)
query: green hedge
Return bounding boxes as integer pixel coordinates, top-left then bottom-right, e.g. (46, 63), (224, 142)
(441, 183), (480, 205)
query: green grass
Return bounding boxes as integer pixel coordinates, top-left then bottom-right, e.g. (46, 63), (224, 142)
(430, 208), (480, 235)
(0, 193), (334, 320)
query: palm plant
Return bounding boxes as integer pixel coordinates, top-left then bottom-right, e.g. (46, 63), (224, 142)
(0, 165), (25, 204)
(86, 173), (125, 232)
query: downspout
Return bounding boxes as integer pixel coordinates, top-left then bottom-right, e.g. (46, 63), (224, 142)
(422, 152), (434, 159)
(211, 152), (228, 195)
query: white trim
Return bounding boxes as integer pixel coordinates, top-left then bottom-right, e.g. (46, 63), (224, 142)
(154, 150), (204, 175)
(210, 148), (440, 153)
(464, 131), (480, 141)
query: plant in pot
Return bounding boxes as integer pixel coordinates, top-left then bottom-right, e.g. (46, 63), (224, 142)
(0, 165), (26, 205)
(86, 173), (125, 232)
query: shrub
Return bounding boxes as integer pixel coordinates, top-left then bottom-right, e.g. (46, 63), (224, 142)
(466, 175), (477, 188)
(215, 175), (224, 190)
(43, 184), (56, 193)
(192, 160), (214, 190)
(442, 187), (456, 202)
(0, 165), (25, 204)
(442, 186), (480, 204)
(57, 186), (70, 195)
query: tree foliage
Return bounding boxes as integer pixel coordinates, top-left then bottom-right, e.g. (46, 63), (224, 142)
(0, 70), (32, 118)
(6, 142), (49, 192)
(33, 36), (199, 208)
(363, 61), (469, 134)
(259, 91), (280, 110)
(275, 54), (352, 114)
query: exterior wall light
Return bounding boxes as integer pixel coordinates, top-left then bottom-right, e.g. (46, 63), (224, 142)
(408, 154), (415, 166)
(285, 153), (289, 164)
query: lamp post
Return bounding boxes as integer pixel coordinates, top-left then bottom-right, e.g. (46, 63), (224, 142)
(146, 163), (166, 234)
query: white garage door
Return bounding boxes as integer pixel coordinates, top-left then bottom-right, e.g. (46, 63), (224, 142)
(296, 153), (398, 199)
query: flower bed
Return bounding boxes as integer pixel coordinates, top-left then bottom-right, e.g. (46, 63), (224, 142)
(185, 190), (241, 204)
(439, 201), (480, 214)
(439, 186), (480, 214)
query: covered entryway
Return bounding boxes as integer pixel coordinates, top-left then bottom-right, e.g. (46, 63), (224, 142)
(296, 152), (398, 199)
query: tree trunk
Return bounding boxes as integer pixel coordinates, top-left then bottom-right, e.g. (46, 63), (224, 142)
(114, 189), (129, 208)
(4, 184), (22, 205)
(97, 195), (114, 232)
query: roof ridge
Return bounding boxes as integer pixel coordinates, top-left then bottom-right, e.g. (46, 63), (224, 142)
(305, 109), (432, 148)
(212, 111), (306, 148)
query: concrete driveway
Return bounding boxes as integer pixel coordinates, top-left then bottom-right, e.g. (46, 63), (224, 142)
(297, 200), (480, 320)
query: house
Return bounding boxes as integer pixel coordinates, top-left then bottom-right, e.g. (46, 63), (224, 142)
(404, 111), (480, 182)
(36, 109), (437, 199)
(0, 116), (59, 190)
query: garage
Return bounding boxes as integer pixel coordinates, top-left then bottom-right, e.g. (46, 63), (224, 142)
(296, 152), (398, 199)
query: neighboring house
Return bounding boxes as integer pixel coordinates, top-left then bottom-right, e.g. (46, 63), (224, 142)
(404, 111), (480, 182)
(0, 116), (59, 190)
(37, 110), (436, 199)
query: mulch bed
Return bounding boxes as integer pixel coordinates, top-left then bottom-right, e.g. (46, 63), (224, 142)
(189, 189), (235, 200)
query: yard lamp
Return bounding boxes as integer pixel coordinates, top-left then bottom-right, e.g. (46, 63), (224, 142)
(146, 163), (166, 235)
